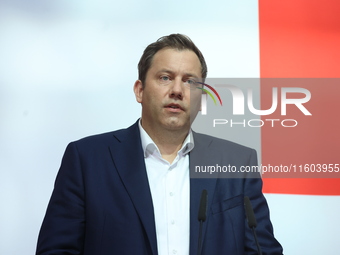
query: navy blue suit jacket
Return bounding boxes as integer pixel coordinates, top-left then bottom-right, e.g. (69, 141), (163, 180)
(36, 121), (283, 255)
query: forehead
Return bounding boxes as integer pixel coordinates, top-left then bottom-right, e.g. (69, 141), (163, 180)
(148, 48), (202, 77)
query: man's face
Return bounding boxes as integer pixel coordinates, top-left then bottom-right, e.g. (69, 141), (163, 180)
(134, 48), (202, 134)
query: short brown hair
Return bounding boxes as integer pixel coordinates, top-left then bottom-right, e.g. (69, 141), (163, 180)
(138, 34), (207, 85)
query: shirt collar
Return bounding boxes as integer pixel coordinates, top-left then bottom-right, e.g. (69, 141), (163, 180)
(138, 119), (194, 158)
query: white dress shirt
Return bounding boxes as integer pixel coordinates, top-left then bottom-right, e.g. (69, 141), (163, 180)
(139, 121), (194, 255)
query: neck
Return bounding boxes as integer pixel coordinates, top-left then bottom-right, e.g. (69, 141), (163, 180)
(141, 121), (189, 163)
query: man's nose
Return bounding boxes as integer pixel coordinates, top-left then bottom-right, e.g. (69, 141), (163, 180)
(169, 78), (185, 99)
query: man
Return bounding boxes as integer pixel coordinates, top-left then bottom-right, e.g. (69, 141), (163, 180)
(36, 34), (283, 255)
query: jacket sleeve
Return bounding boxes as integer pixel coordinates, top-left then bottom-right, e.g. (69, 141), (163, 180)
(36, 142), (85, 255)
(243, 149), (284, 255)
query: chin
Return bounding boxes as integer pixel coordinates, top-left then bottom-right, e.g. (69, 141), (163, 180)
(163, 118), (189, 131)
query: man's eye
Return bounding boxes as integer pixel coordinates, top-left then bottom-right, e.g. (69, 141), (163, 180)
(160, 76), (170, 81)
(186, 79), (196, 85)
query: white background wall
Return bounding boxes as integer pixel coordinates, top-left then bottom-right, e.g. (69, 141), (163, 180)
(0, 1), (339, 254)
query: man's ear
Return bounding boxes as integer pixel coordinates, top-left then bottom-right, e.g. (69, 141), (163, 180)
(133, 80), (143, 103)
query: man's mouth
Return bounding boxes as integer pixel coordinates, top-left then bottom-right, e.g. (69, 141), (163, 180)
(165, 103), (184, 111)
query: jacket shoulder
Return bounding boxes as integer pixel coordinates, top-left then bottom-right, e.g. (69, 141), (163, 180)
(193, 131), (255, 154)
(70, 121), (139, 148)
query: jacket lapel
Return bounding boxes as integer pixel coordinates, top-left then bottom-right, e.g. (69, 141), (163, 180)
(108, 123), (218, 255)
(109, 121), (158, 255)
(189, 132), (218, 255)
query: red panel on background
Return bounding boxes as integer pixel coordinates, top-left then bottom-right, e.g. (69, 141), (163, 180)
(259, 0), (340, 195)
